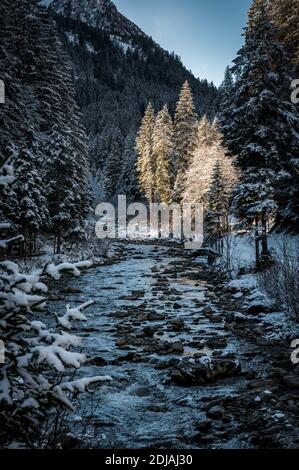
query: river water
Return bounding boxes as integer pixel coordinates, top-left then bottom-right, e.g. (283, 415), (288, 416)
(50, 243), (270, 449)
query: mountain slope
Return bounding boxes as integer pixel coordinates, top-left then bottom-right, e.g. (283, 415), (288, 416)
(51, 0), (145, 38)
(49, 0), (218, 201)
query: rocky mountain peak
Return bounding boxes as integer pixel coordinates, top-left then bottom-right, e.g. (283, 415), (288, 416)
(50, 0), (145, 39)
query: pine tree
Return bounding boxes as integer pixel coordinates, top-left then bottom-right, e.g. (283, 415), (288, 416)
(136, 102), (156, 203)
(194, 115), (213, 148)
(153, 105), (173, 204)
(184, 116), (237, 208)
(0, 0), (91, 253)
(118, 130), (140, 202)
(249, 0), (299, 73)
(221, 7), (299, 244)
(173, 81), (198, 201)
(8, 147), (49, 254)
(104, 128), (123, 199)
(205, 159), (227, 246)
(218, 66), (234, 113)
(248, 0), (269, 29)
(269, 0), (299, 72)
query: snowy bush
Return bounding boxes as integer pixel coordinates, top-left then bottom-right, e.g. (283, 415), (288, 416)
(257, 237), (299, 318)
(0, 257), (111, 447)
(0, 160), (111, 447)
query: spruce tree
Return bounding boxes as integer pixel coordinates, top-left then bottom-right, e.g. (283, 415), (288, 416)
(103, 128), (123, 199)
(194, 115), (213, 148)
(218, 66), (234, 113)
(153, 105), (173, 204)
(205, 159), (227, 246)
(269, 0), (299, 72)
(118, 130), (140, 202)
(221, 7), (299, 242)
(136, 102), (156, 203)
(173, 81), (198, 202)
(184, 116), (237, 208)
(249, 0), (299, 73)
(0, 0), (91, 252)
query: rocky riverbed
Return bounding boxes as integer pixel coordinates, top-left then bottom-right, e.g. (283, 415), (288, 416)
(49, 243), (299, 449)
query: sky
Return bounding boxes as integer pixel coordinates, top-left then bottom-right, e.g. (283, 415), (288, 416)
(114, 0), (252, 86)
(43, 0), (252, 86)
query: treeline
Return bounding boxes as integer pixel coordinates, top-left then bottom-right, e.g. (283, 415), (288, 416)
(219, 0), (299, 262)
(0, 0), (90, 256)
(136, 81), (238, 244)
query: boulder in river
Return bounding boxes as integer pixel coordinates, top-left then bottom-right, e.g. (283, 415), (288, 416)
(170, 354), (241, 385)
(206, 406), (225, 420)
(171, 318), (185, 331)
(247, 303), (270, 315)
(202, 305), (213, 316)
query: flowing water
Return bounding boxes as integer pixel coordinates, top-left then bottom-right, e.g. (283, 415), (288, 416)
(50, 243), (270, 449)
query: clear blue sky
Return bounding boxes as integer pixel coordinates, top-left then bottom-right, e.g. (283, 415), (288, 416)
(43, 0), (252, 86)
(114, 0), (252, 86)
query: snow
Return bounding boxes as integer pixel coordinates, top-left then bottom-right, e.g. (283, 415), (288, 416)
(0, 165), (15, 187)
(60, 376), (112, 393)
(223, 232), (299, 343)
(11, 290), (45, 308)
(233, 292), (243, 299)
(65, 31), (79, 45)
(228, 274), (257, 291)
(21, 398), (40, 409)
(85, 42), (95, 53)
(46, 260), (93, 280)
(0, 234), (24, 249)
(32, 345), (86, 372)
(56, 301), (94, 329)
(110, 35), (135, 53)
(53, 332), (82, 349)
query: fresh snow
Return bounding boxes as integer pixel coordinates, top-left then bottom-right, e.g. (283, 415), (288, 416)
(46, 260), (93, 280)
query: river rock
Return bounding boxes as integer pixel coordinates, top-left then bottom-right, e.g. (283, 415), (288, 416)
(247, 303), (269, 315)
(282, 371), (299, 389)
(194, 418), (212, 432)
(171, 340), (184, 353)
(88, 356), (108, 366)
(113, 352), (142, 364)
(171, 355), (241, 385)
(171, 319), (185, 331)
(209, 314), (223, 323)
(202, 306), (213, 316)
(173, 302), (183, 310)
(206, 337), (228, 349)
(147, 311), (166, 321)
(206, 406), (225, 419)
(141, 326), (156, 337)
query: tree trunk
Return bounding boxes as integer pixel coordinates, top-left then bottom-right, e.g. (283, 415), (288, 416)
(255, 216), (260, 269)
(55, 233), (61, 255)
(261, 212), (268, 259)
